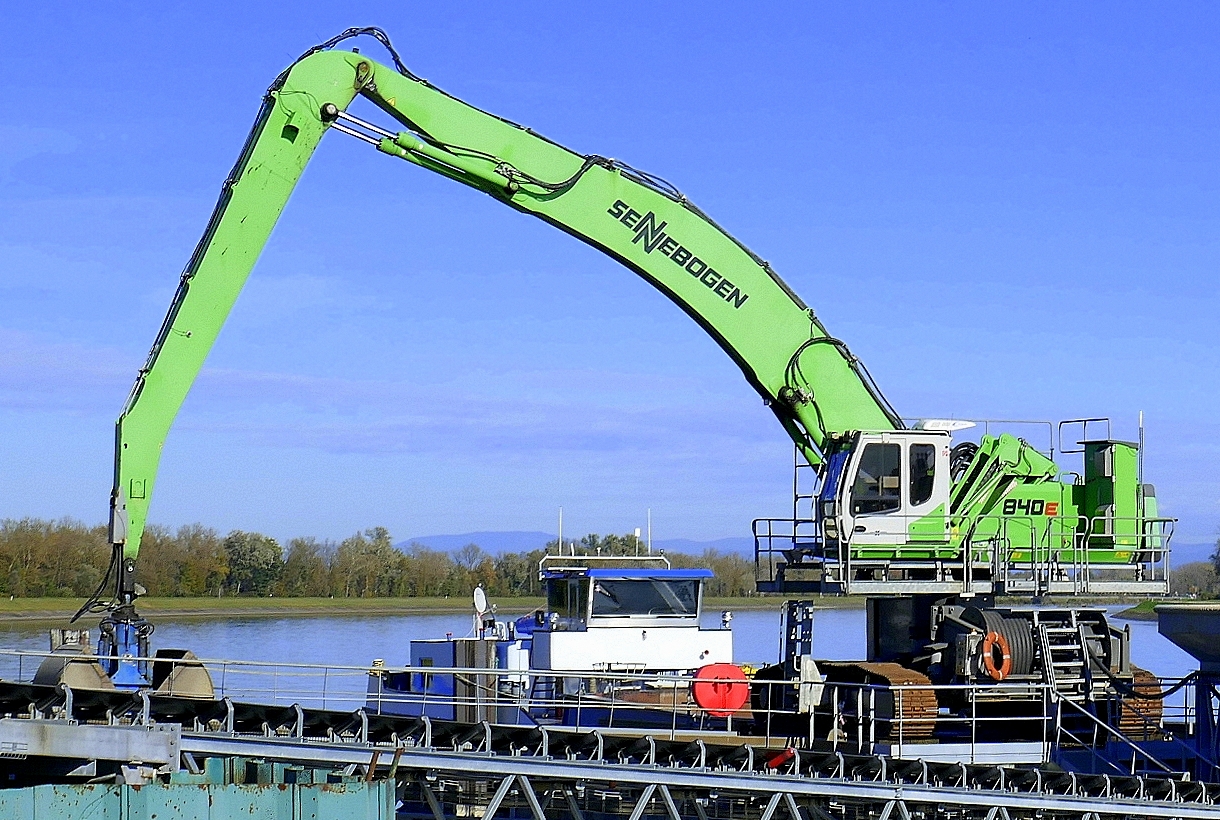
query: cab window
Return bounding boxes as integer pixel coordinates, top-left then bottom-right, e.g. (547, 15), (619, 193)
(851, 443), (901, 514)
(547, 579), (589, 619)
(910, 443), (936, 506)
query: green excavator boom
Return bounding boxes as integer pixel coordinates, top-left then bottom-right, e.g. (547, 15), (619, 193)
(109, 31), (901, 561)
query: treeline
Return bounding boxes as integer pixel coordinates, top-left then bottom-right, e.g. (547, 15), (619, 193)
(1172, 542), (1220, 598)
(0, 520), (755, 599)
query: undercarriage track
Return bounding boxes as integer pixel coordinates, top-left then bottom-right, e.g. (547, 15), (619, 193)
(1115, 666), (1165, 740)
(821, 661), (939, 741)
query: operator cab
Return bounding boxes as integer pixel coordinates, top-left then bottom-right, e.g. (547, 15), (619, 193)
(819, 429), (954, 549)
(754, 424), (969, 595)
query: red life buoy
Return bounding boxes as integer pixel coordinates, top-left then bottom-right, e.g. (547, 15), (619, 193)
(692, 663), (749, 717)
(981, 631), (1013, 681)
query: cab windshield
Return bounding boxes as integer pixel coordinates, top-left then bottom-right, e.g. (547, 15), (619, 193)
(590, 579), (699, 617)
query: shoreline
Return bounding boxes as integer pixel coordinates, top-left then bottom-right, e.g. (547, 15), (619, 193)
(2, 593), (1172, 626)
(0, 594), (869, 625)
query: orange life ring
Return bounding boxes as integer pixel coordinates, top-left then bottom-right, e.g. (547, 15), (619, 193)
(692, 663), (749, 717)
(981, 631), (1013, 681)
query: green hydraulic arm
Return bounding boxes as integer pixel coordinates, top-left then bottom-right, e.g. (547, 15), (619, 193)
(949, 435), (1059, 522)
(107, 28), (901, 575)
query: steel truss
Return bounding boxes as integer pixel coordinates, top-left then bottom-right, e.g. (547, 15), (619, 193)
(0, 680), (1216, 819)
(183, 731), (1220, 820)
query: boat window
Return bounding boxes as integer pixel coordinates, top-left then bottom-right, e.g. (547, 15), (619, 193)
(547, 580), (568, 615)
(851, 443), (901, 515)
(910, 443), (936, 506)
(547, 579), (589, 620)
(572, 580), (589, 620)
(590, 579), (699, 617)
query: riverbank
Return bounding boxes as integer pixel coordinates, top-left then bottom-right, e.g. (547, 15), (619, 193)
(1111, 599), (1220, 621)
(1115, 599), (1161, 621)
(0, 594), (868, 624)
(0, 596), (541, 624)
(5, 594), (1188, 625)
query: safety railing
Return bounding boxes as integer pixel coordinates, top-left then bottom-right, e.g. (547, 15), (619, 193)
(745, 674), (1058, 766)
(4, 646), (1210, 777)
(752, 516), (821, 588)
(971, 512), (1173, 596)
(1049, 690), (1212, 779)
(1, 648), (764, 739)
(752, 512), (989, 594)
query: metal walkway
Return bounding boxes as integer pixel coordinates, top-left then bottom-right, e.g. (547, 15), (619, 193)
(0, 680), (1217, 819)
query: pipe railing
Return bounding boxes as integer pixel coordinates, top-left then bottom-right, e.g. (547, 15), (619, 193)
(2, 647), (1205, 777)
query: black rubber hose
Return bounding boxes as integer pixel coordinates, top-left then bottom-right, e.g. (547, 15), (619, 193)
(951, 441), (979, 482)
(1002, 616), (1035, 676)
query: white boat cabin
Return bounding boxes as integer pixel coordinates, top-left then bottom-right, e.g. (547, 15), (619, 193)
(530, 567), (733, 673)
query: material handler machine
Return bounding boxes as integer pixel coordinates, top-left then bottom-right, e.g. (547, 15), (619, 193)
(68, 28), (1173, 756)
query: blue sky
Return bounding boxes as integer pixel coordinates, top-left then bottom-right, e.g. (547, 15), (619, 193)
(1, 4), (1217, 547)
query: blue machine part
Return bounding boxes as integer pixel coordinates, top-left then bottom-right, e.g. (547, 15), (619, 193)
(407, 640), (458, 721)
(98, 617), (153, 688)
(817, 448), (851, 516)
(514, 615), (537, 636)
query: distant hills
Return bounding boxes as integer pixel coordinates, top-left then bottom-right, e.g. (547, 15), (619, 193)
(396, 531), (754, 557)
(396, 531), (1213, 567)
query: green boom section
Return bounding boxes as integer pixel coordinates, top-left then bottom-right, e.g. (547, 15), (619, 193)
(111, 49), (899, 560)
(111, 52), (361, 558)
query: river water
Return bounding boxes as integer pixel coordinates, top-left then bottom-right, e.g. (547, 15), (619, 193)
(0, 603), (1197, 686)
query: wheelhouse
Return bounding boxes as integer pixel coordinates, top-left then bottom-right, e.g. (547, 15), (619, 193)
(543, 567), (710, 630)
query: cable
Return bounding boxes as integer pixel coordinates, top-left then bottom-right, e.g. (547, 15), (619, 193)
(291, 25), (821, 324)
(294, 28), (905, 456)
(287, 31), (719, 223)
(781, 336), (905, 446)
(289, 26), (421, 82)
(951, 442), (979, 482)
(1085, 643), (1198, 701)
(70, 543), (121, 623)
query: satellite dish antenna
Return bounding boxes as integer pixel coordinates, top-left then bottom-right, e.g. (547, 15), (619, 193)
(473, 586), (488, 616)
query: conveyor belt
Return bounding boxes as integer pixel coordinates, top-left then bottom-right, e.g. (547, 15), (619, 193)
(0, 677), (1216, 817)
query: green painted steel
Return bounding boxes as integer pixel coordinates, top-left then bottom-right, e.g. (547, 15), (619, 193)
(111, 51), (360, 559)
(110, 45), (900, 560)
(1082, 440), (1141, 547)
(0, 780), (394, 819)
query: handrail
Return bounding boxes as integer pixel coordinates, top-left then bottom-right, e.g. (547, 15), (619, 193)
(1057, 418), (1112, 456)
(7, 645), (1207, 781)
(537, 553), (671, 574)
(1053, 693), (1177, 776)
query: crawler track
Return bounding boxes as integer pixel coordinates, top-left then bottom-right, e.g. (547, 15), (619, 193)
(822, 661), (939, 740)
(1116, 666), (1165, 740)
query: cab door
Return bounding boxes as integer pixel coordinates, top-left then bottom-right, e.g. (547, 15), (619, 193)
(840, 433), (950, 548)
(842, 437), (907, 546)
(904, 438), (950, 544)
